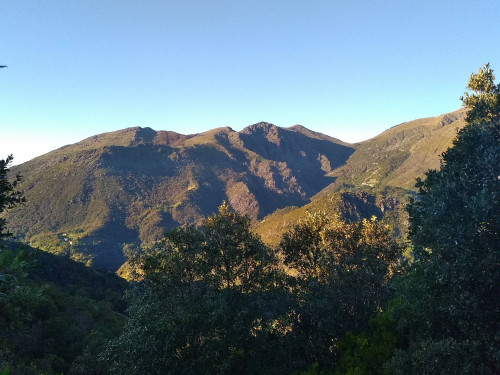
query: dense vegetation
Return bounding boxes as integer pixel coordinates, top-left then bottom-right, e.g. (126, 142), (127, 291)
(334, 63), (500, 374)
(1, 65), (498, 374)
(76, 204), (400, 374)
(386, 64), (500, 374)
(0, 156), (24, 239)
(0, 245), (127, 374)
(254, 187), (411, 246)
(1, 156), (128, 374)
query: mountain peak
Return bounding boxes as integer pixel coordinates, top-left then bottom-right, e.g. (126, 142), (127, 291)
(134, 127), (157, 143)
(72, 126), (157, 150)
(240, 122), (277, 134)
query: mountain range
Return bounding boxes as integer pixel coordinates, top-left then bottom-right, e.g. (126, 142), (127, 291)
(4, 109), (466, 271)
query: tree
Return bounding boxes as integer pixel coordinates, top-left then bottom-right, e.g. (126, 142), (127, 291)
(280, 212), (401, 369)
(98, 203), (293, 375)
(0, 155), (24, 240)
(461, 63), (500, 123)
(388, 64), (500, 374)
(202, 202), (276, 292)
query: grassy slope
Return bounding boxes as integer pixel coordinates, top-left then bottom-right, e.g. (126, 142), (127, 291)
(331, 109), (466, 189)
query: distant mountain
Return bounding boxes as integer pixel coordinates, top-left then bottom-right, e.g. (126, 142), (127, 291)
(4, 110), (467, 270)
(254, 109), (467, 245)
(330, 109), (466, 189)
(5, 123), (354, 270)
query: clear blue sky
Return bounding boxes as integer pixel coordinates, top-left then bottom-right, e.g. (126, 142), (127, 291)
(1, 0), (499, 164)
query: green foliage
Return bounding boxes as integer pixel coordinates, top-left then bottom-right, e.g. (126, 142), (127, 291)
(334, 308), (397, 375)
(0, 155), (24, 239)
(202, 202), (276, 292)
(0, 245), (126, 375)
(389, 64), (500, 374)
(461, 63), (500, 123)
(280, 212), (401, 369)
(96, 204), (295, 375)
(295, 362), (332, 375)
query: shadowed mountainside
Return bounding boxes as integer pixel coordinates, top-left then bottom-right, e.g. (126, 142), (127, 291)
(253, 188), (411, 247)
(5, 123), (354, 270)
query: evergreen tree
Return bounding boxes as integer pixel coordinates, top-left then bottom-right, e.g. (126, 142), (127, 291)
(0, 155), (24, 240)
(388, 64), (500, 374)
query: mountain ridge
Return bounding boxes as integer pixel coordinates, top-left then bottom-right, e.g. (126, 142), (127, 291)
(4, 109), (467, 270)
(253, 108), (467, 244)
(6, 122), (355, 270)
(328, 108), (466, 189)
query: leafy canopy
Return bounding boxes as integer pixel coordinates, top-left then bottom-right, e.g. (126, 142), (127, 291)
(280, 212), (401, 368)
(97, 203), (293, 375)
(389, 63), (500, 374)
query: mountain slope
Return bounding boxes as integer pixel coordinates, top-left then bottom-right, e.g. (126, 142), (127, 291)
(330, 109), (466, 189)
(0, 242), (127, 373)
(4, 110), (467, 270)
(254, 109), (467, 244)
(253, 188), (410, 246)
(5, 123), (354, 270)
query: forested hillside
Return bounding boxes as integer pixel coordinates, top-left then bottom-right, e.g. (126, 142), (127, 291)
(0, 243), (127, 374)
(253, 188), (409, 246)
